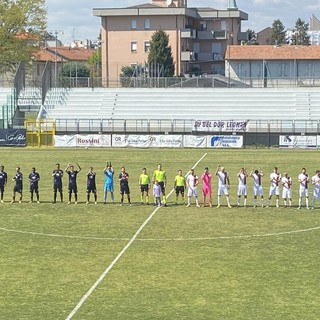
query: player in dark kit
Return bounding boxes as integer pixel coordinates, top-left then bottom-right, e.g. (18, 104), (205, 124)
(29, 167), (40, 203)
(11, 167), (23, 203)
(65, 163), (81, 204)
(86, 167), (97, 204)
(119, 166), (131, 206)
(0, 165), (8, 203)
(52, 163), (64, 203)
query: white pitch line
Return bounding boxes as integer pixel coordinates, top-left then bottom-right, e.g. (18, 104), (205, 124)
(0, 225), (319, 242)
(0, 227), (130, 241)
(64, 152), (208, 320)
(135, 226), (320, 241)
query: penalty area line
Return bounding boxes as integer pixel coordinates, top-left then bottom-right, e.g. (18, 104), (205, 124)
(65, 152), (208, 320)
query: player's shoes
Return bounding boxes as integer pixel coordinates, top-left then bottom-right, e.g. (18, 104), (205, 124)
(216, 204), (220, 208)
(311, 206), (315, 210)
(29, 201), (33, 203)
(0, 200), (3, 204)
(141, 202), (143, 205)
(37, 201), (40, 204)
(228, 205), (232, 208)
(10, 200), (14, 204)
(196, 204), (200, 208)
(75, 202), (77, 205)
(19, 201), (22, 204)
(146, 202), (149, 205)
(129, 203), (132, 206)
(119, 203), (123, 206)
(86, 201), (89, 204)
(67, 201), (70, 205)
(276, 205), (279, 208)
(164, 203), (168, 207)
(298, 206), (301, 209)
(306, 207), (310, 210)
(95, 201), (97, 205)
(186, 204), (190, 207)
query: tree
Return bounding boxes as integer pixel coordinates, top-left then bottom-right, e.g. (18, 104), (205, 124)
(270, 19), (287, 45)
(147, 30), (174, 77)
(291, 18), (310, 45)
(61, 62), (90, 78)
(0, 0), (47, 72)
(244, 28), (258, 45)
(119, 65), (135, 87)
(88, 47), (102, 77)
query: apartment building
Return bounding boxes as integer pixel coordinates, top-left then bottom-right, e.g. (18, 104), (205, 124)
(93, 0), (248, 83)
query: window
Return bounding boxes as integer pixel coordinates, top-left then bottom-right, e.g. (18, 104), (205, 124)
(144, 18), (150, 29)
(131, 19), (137, 29)
(131, 41), (137, 52)
(221, 20), (227, 31)
(236, 63), (246, 77)
(36, 64), (41, 76)
(278, 63), (288, 77)
(305, 63), (315, 77)
(144, 41), (150, 53)
(200, 21), (207, 31)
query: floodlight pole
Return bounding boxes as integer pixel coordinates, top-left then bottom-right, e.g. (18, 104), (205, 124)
(48, 30), (64, 87)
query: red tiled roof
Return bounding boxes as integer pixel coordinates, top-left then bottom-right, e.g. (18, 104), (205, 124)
(34, 47), (95, 62)
(228, 45), (320, 60)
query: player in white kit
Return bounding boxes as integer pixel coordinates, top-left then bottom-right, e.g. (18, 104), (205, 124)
(267, 167), (281, 208)
(311, 170), (320, 209)
(215, 165), (231, 208)
(186, 168), (200, 207)
(250, 168), (264, 208)
(281, 172), (292, 207)
(237, 167), (248, 207)
(298, 167), (309, 209)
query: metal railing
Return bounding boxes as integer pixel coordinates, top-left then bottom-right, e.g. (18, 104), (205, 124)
(43, 76), (320, 89)
(53, 119), (320, 135)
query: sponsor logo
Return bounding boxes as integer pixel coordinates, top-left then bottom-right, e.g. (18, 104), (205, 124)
(6, 133), (26, 142)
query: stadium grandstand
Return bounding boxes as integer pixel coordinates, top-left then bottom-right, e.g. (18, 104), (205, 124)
(1, 63), (320, 146)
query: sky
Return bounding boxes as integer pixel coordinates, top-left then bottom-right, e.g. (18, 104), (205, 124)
(46, 0), (318, 44)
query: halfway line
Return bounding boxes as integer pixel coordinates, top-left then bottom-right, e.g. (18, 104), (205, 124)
(65, 152), (208, 320)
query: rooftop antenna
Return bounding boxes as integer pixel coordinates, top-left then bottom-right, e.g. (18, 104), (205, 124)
(228, 0), (238, 10)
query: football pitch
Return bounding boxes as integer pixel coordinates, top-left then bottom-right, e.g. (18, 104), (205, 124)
(0, 147), (319, 320)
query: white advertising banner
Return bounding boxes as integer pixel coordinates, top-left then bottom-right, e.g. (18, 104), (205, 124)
(112, 135), (183, 148)
(279, 135), (317, 149)
(54, 135), (77, 147)
(54, 134), (111, 147)
(194, 120), (249, 132)
(184, 135), (207, 148)
(207, 135), (243, 148)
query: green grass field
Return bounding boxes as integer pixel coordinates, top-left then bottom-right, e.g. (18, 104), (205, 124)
(0, 148), (319, 320)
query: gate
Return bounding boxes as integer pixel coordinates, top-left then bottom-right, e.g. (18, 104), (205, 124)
(25, 120), (55, 147)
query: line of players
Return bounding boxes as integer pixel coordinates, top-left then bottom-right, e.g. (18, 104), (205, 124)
(0, 163), (320, 208)
(181, 165), (320, 209)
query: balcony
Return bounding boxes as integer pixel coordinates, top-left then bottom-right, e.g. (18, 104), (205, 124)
(197, 30), (227, 40)
(182, 51), (224, 62)
(238, 32), (249, 41)
(181, 28), (197, 39)
(213, 30), (227, 39)
(197, 52), (224, 61)
(197, 31), (213, 40)
(181, 51), (198, 61)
